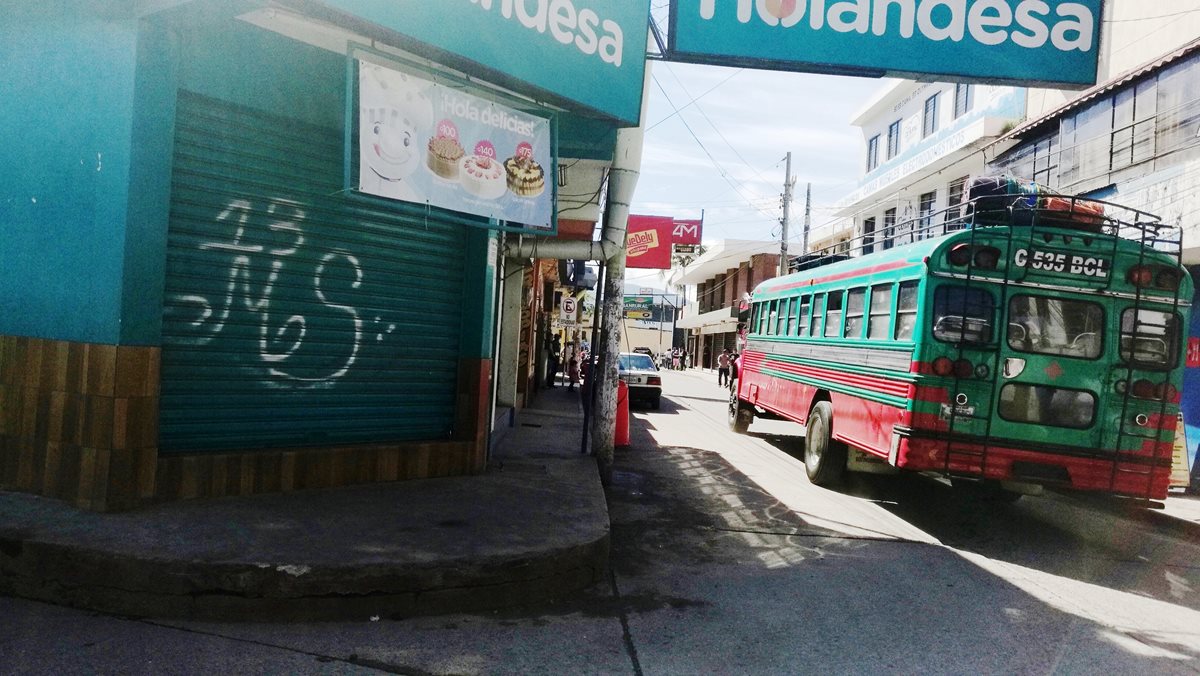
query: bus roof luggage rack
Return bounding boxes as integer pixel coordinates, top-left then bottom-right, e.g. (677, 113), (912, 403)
(966, 175), (1110, 233)
(789, 252), (850, 273)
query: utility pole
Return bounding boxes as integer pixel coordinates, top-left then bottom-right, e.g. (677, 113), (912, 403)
(802, 182), (812, 257)
(780, 152), (794, 277)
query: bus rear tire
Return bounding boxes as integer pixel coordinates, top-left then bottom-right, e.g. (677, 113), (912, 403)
(728, 384), (752, 434)
(805, 401), (846, 486)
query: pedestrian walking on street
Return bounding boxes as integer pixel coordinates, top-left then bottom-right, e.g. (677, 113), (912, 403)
(566, 343), (580, 391)
(680, 349), (688, 370)
(717, 349), (731, 387)
(546, 335), (561, 388)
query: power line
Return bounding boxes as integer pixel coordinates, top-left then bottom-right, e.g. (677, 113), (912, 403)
(650, 75), (783, 222)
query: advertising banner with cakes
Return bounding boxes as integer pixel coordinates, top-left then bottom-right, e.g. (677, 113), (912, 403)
(357, 59), (554, 231)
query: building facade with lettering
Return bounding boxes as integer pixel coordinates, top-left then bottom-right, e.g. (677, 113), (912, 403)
(0, 0), (649, 510)
(822, 80), (1026, 255)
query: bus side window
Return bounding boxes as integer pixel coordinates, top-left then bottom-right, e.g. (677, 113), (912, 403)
(845, 288), (866, 338)
(778, 298), (792, 335)
(895, 281), (919, 341)
(766, 300), (778, 336)
(787, 297), (799, 336)
(868, 284), (892, 339)
(825, 291), (844, 337)
(799, 296), (811, 337)
(811, 295), (825, 337)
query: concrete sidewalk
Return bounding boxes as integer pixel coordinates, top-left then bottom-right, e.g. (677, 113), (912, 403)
(0, 387), (607, 622)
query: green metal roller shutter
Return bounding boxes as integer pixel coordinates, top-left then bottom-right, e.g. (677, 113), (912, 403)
(160, 91), (469, 453)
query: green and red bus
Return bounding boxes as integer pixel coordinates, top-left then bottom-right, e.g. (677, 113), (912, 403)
(730, 187), (1191, 501)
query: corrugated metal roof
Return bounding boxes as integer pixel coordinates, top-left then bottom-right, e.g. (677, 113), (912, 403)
(995, 36), (1200, 143)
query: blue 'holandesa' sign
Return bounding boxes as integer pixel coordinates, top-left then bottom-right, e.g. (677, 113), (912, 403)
(669, 0), (1104, 87)
(320, 0), (651, 125)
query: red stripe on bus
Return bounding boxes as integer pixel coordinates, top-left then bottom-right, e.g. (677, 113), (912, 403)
(900, 438), (1171, 499)
(761, 359), (910, 398)
(1147, 413), (1178, 431)
(761, 260), (919, 293)
(1138, 439), (1175, 457)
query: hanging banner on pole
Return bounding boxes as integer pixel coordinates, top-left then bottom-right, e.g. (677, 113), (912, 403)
(626, 215), (675, 269)
(356, 57), (554, 230)
(672, 218), (703, 245)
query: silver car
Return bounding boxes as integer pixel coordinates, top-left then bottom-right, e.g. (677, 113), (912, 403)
(618, 352), (662, 410)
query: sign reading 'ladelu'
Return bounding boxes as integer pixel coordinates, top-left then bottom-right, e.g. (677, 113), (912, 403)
(669, 0), (1104, 86)
(320, 0), (651, 124)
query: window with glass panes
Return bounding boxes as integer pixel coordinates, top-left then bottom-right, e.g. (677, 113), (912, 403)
(918, 191), (936, 238)
(825, 291), (844, 337)
(868, 285), (892, 338)
(778, 298), (791, 335)
(866, 135), (880, 171)
(887, 120), (901, 159)
(923, 94), (939, 137)
(944, 176), (968, 229)
(845, 289), (866, 338)
(895, 281), (919, 340)
(953, 83), (973, 118)
(798, 296), (811, 336)
(810, 295), (824, 336)
(862, 217), (876, 255)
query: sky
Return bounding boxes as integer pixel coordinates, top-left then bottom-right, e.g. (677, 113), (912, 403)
(624, 22), (891, 290)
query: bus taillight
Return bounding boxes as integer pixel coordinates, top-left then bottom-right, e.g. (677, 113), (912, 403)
(947, 244), (1001, 270)
(1126, 378), (1178, 402)
(931, 357), (981, 379)
(1127, 265), (1180, 290)
(953, 359), (974, 379)
(1156, 268), (1182, 291)
(1127, 266), (1154, 287)
(932, 357), (954, 376)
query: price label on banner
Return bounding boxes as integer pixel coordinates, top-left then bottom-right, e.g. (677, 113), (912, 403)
(474, 140), (496, 159)
(435, 119), (459, 141)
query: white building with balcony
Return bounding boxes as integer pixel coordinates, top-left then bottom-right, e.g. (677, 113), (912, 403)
(824, 81), (1027, 255)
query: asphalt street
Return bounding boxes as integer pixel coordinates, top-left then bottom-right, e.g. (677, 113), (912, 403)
(4, 369), (1200, 675)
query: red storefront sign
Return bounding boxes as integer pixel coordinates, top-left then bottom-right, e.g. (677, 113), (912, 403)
(672, 218), (703, 245)
(626, 215), (674, 269)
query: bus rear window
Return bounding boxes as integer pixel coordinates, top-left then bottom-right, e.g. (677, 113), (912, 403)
(999, 384), (1096, 429)
(1120, 308), (1181, 369)
(933, 286), (994, 344)
(1007, 295), (1103, 359)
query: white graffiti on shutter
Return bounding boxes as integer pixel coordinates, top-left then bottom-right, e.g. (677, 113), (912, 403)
(168, 198), (382, 389)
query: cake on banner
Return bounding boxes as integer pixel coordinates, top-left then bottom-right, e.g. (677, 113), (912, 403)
(357, 58), (554, 230)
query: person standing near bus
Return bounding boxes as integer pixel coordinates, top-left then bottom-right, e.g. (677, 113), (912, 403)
(717, 349), (731, 387)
